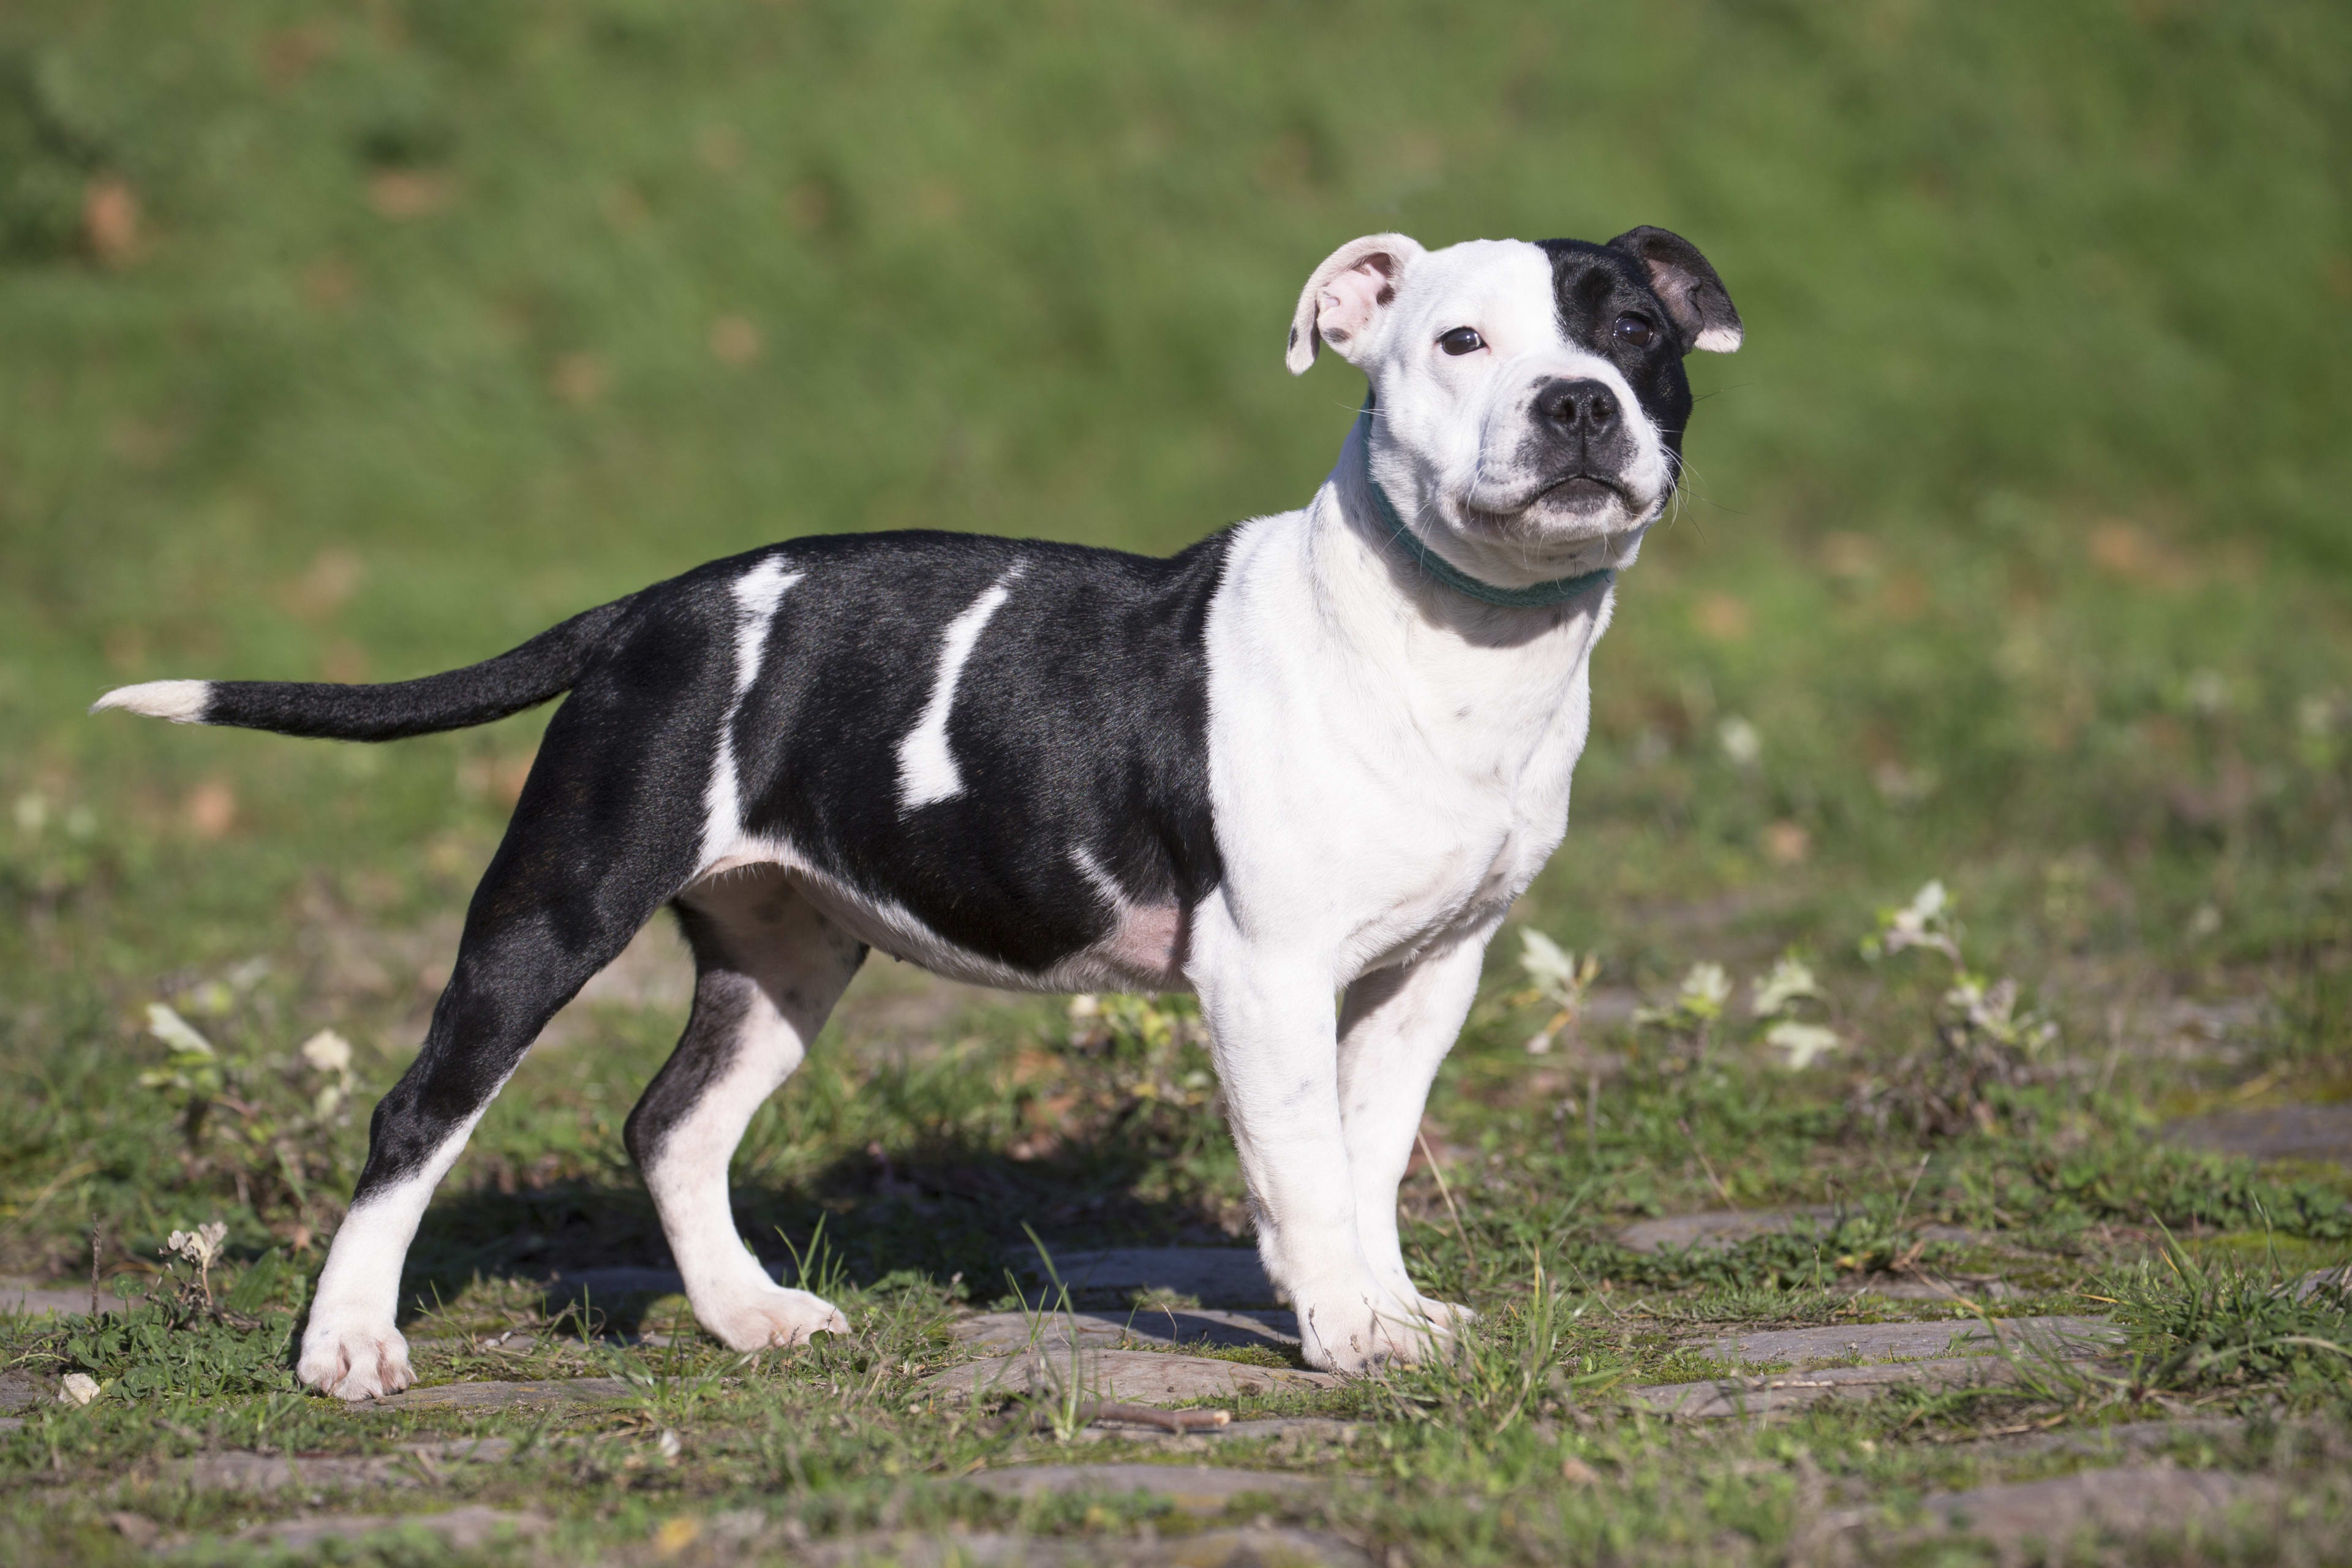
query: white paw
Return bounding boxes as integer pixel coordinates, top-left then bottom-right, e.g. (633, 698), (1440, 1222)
(298, 1311), (414, 1401)
(1294, 1286), (1463, 1373)
(1408, 1294), (1476, 1334)
(695, 1285), (849, 1352)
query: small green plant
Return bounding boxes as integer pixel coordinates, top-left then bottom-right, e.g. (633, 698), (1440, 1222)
(1515, 930), (1602, 1055)
(1855, 880), (2059, 1137)
(1749, 954), (1841, 1069)
(2108, 1237), (2352, 1399)
(1635, 962), (1732, 1066)
(42, 1250), (306, 1400)
(163, 1221), (228, 1310)
(135, 977), (363, 1221)
(1377, 1253), (1626, 1441)
(1012, 1227), (1094, 1442)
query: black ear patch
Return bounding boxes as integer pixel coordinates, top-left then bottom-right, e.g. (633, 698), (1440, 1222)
(1607, 227), (1742, 354)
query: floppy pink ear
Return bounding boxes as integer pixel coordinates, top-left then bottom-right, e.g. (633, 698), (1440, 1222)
(1285, 233), (1427, 374)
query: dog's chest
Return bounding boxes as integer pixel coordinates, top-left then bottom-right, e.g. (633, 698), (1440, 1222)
(1205, 532), (1600, 970)
(1350, 654), (1592, 959)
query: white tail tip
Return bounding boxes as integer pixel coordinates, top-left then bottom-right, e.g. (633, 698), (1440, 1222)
(91, 679), (212, 723)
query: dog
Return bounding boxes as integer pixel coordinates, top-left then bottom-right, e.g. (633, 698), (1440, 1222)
(95, 227), (1740, 1400)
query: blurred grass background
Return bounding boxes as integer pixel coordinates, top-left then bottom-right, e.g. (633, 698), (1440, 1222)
(3, 0), (2348, 995)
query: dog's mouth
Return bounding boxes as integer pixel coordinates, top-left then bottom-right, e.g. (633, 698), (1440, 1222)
(1532, 472), (1634, 511)
(1464, 471), (1642, 532)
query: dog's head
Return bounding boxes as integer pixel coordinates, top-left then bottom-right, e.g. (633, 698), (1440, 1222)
(1288, 229), (1740, 587)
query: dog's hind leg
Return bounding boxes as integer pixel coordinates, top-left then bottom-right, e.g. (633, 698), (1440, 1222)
(625, 870), (865, 1352)
(298, 698), (712, 1400)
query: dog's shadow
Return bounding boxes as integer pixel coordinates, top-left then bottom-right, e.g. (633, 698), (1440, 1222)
(394, 1131), (1232, 1339)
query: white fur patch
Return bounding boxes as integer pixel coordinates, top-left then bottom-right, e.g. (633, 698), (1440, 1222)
(897, 568), (1021, 811)
(1694, 322), (1744, 353)
(699, 560), (804, 869)
(90, 679), (211, 723)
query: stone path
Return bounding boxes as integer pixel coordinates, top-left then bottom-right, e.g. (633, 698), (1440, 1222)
(949, 1306), (1300, 1354)
(2165, 1101), (2352, 1166)
(352, 1376), (635, 1412)
(0, 1279), (96, 1318)
(178, 1438), (513, 1492)
(1966, 1417), (2252, 1457)
(1700, 1314), (2116, 1366)
(791, 1526), (1371, 1567)
(961, 1461), (1325, 1513)
(1630, 1315), (2119, 1419)
(1009, 1248), (1277, 1307)
(1036, 1416), (1364, 1449)
(926, 1349), (1336, 1404)
(1632, 1355), (2049, 1419)
(1618, 1208), (1985, 1254)
(1827, 1465), (2277, 1553)
(222, 1505), (551, 1553)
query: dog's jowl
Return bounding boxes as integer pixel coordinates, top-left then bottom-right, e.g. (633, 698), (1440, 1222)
(97, 228), (1739, 1398)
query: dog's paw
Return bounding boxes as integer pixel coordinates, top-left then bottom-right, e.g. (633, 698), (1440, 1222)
(695, 1285), (850, 1352)
(1293, 1286), (1461, 1374)
(298, 1313), (414, 1401)
(1407, 1295), (1476, 1334)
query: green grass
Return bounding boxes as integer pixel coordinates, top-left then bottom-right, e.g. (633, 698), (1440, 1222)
(2, 0), (2350, 1561)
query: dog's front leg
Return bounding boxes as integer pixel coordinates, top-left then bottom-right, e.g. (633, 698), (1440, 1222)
(1193, 913), (1436, 1373)
(1337, 932), (1490, 1335)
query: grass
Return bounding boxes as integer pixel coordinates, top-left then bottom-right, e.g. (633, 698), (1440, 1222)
(2, 0), (2350, 1561)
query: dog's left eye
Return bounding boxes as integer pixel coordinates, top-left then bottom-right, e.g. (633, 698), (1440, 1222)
(1612, 313), (1657, 347)
(1438, 327), (1485, 356)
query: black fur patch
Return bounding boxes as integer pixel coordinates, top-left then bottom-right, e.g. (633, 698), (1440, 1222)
(1534, 238), (1701, 469)
(728, 530), (1233, 972)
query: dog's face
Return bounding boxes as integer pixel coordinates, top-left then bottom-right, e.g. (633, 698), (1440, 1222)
(1287, 228), (1741, 587)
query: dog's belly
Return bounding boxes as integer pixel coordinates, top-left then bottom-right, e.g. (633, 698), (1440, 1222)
(691, 854), (1188, 995)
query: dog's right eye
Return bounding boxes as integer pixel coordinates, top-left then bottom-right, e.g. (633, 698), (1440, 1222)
(1438, 327), (1485, 356)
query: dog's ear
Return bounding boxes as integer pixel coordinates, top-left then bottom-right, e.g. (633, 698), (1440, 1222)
(1286, 233), (1427, 375)
(1607, 226), (1742, 354)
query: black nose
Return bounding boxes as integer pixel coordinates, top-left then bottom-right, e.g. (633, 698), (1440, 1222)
(1535, 377), (1618, 435)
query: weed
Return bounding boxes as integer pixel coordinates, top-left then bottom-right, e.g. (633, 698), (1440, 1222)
(1515, 930), (1602, 1057)
(2109, 1237), (2352, 1400)
(1853, 881), (2061, 1139)
(1749, 955), (1841, 1071)
(134, 980), (364, 1228)
(1635, 963), (1733, 1068)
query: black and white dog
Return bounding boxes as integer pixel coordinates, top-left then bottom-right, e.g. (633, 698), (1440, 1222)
(96, 228), (1739, 1399)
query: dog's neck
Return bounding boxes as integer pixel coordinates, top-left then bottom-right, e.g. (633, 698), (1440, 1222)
(1310, 415), (1631, 658)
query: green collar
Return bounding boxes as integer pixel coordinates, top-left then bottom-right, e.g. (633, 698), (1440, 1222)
(1353, 398), (1616, 610)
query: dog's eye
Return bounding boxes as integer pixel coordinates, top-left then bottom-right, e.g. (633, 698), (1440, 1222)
(1438, 327), (1485, 356)
(1612, 313), (1657, 348)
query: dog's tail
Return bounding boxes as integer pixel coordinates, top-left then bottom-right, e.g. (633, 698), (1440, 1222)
(90, 595), (636, 742)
